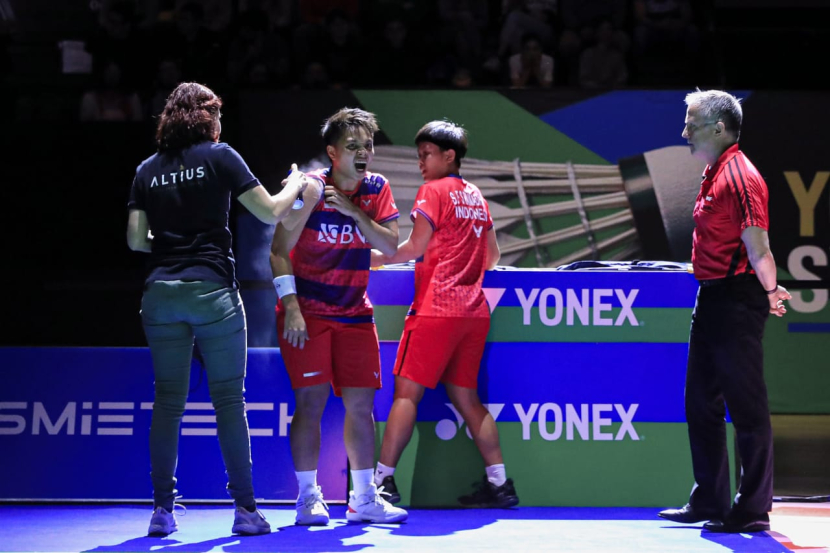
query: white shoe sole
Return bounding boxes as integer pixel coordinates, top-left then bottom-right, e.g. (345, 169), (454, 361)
(295, 514), (330, 526)
(345, 509), (408, 523)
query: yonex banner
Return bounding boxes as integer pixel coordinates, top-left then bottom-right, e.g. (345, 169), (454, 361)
(368, 266), (738, 507)
(0, 348), (347, 502)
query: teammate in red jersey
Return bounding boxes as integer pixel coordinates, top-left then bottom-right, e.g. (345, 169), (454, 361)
(370, 120), (519, 509)
(270, 108), (408, 525)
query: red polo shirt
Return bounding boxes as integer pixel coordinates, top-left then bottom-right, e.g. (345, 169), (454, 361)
(692, 143), (769, 281)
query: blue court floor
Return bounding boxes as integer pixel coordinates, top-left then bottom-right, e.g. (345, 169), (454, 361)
(0, 503), (827, 552)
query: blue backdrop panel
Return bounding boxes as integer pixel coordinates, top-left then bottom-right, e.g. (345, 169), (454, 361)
(374, 342), (689, 424)
(0, 347), (347, 501)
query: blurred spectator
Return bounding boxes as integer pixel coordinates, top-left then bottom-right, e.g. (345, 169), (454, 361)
(370, 0), (434, 30)
(226, 9), (290, 87)
(479, 32), (504, 87)
(321, 9), (365, 88)
(239, 0), (294, 37)
(437, 0), (488, 63)
(79, 60), (143, 121)
(85, 0), (150, 87)
(299, 0), (358, 24)
(187, 0), (234, 34)
(147, 58), (182, 118)
(369, 16), (425, 87)
(632, 0), (699, 59)
(498, 0), (555, 59)
(426, 27), (482, 87)
(509, 32), (553, 88)
(557, 0), (629, 85)
(299, 60), (330, 89)
(578, 19), (628, 89)
(451, 67), (474, 89)
(155, 3), (227, 86)
(144, 0), (234, 34)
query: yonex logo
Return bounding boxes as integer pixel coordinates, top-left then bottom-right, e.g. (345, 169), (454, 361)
(434, 403), (640, 442)
(435, 403), (504, 440)
(482, 288), (505, 314)
(472, 225), (483, 238)
(417, 200), (427, 206)
(516, 288), (640, 327)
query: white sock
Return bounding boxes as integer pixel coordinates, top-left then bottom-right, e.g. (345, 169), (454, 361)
(351, 468), (375, 497)
(296, 470), (318, 496)
(486, 464), (507, 487)
(374, 462), (396, 486)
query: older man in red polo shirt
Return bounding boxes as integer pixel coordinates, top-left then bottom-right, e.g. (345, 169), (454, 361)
(658, 89), (792, 534)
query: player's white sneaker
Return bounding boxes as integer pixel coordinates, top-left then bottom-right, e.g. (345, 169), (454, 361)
(295, 486), (330, 526)
(346, 483), (408, 523)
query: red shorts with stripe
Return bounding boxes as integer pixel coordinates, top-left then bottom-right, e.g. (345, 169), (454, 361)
(393, 316), (490, 389)
(277, 311), (381, 397)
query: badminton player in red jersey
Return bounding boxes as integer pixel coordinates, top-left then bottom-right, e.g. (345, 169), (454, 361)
(270, 108), (408, 525)
(370, 121), (519, 509)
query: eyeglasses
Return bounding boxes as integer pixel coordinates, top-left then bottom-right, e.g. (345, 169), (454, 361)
(684, 121), (719, 133)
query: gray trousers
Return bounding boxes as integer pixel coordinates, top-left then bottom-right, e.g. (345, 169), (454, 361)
(141, 280), (255, 510)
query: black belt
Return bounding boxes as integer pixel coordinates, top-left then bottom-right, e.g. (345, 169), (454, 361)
(698, 273), (754, 287)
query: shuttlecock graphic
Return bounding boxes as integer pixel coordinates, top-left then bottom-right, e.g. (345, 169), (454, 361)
(370, 145), (706, 267)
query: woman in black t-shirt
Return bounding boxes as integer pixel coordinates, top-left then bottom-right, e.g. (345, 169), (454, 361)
(127, 82), (310, 537)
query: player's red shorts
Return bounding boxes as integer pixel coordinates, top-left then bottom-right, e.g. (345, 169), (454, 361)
(277, 311), (381, 396)
(393, 315), (490, 389)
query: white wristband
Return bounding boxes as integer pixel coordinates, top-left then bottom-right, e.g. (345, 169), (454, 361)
(273, 275), (297, 299)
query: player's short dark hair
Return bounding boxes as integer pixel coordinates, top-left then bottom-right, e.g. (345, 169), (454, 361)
(415, 120), (468, 165)
(321, 108), (379, 146)
(156, 82), (222, 152)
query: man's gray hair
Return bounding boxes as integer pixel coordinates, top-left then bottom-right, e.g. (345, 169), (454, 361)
(685, 89), (743, 140)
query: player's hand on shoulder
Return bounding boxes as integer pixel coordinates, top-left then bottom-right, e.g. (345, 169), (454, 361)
(324, 185), (359, 217)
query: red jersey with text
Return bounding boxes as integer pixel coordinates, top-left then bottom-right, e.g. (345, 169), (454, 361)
(288, 168), (399, 321)
(410, 175), (494, 318)
(692, 144), (769, 281)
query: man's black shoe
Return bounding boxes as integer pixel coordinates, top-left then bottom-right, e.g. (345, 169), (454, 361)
(704, 515), (770, 533)
(458, 477), (519, 508)
(379, 475), (401, 504)
(658, 504), (719, 523)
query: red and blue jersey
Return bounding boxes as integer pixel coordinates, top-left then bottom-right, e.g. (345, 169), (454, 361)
(410, 175), (494, 318)
(288, 168), (399, 322)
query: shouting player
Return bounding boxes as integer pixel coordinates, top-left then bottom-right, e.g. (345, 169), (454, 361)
(270, 107), (408, 525)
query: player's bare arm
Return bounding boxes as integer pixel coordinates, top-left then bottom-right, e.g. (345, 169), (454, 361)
(371, 213), (433, 266)
(281, 171), (325, 231)
(270, 219), (310, 348)
(486, 227), (500, 270)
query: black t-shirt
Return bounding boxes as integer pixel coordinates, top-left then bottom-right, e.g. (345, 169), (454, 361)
(128, 141), (260, 288)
